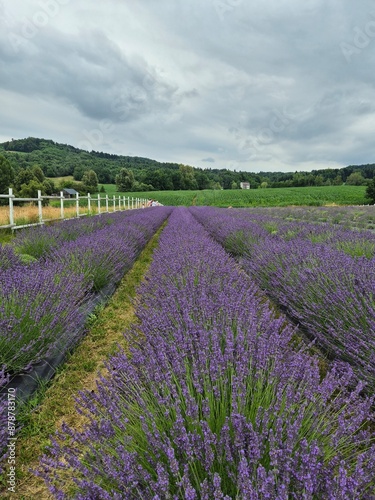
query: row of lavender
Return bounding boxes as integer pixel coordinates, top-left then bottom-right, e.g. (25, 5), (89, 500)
(37, 208), (375, 499)
(189, 206), (375, 390)
(0, 207), (172, 470)
(247, 205), (375, 230)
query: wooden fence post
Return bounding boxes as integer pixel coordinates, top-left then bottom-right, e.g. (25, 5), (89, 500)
(88, 193), (91, 214)
(76, 192), (80, 218)
(98, 193), (101, 214)
(37, 190), (43, 224)
(105, 194), (109, 212)
(8, 188), (14, 229)
(60, 191), (64, 219)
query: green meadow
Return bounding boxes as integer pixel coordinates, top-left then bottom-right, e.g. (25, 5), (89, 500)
(102, 184), (368, 207)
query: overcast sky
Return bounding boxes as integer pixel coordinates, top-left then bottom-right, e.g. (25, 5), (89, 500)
(0, 0), (374, 173)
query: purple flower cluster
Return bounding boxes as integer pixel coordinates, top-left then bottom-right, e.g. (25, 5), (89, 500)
(37, 208), (375, 499)
(0, 207), (171, 375)
(0, 245), (22, 270)
(0, 261), (89, 373)
(190, 206), (375, 389)
(13, 211), (128, 259)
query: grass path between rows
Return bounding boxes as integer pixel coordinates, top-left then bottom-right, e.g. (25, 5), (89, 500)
(1, 222), (167, 499)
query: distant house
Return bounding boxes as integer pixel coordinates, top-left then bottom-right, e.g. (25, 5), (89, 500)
(240, 182), (250, 190)
(62, 188), (78, 198)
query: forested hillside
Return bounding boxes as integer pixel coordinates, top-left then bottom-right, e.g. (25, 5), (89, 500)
(1, 137), (374, 192)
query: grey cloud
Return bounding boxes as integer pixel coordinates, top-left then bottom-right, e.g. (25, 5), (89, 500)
(1, 0), (375, 171)
(0, 25), (182, 123)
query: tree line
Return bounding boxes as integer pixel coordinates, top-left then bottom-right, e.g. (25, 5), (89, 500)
(1, 137), (375, 198)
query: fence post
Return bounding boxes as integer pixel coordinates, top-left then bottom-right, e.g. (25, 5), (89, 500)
(131, 197), (134, 210)
(88, 192), (91, 215)
(123, 196), (126, 211)
(60, 191), (64, 219)
(8, 187), (14, 229)
(98, 193), (101, 214)
(37, 190), (43, 224)
(105, 194), (109, 212)
(76, 192), (80, 218)
(127, 196), (130, 210)
(113, 195), (116, 212)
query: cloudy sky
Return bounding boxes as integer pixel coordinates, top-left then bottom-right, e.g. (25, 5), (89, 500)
(0, 0), (374, 173)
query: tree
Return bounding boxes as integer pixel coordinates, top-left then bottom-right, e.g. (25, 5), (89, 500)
(18, 180), (44, 198)
(346, 171), (366, 186)
(196, 171), (210, 190)
(116, 168), (135, 191)
(73, 164), (86, 181)
(0, 155), (14, 194)
(332, 174), (343, 186)
(13, 168), (35, 192)
(82, 170), (99, 192)
(314, 175), (324, 186)
(179, 164), (198, 190)
(366, 178), (375, 204)
(31, 165), (45, 183)
(42, 179), (56, 195)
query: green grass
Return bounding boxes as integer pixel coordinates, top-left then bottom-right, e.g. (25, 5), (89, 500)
(0, 229), (14, 244)
(46, 175), (76, 184)
(101, 185), (367, 207)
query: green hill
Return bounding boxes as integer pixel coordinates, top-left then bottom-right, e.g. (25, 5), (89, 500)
(1, 137), (374, 192)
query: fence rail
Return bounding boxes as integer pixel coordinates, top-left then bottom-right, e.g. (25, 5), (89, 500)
(0, 188), (147, 231)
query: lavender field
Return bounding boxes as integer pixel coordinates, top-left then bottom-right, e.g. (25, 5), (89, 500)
(0, 207), (172, 470)
(190, 207), (375, 391)
(34, 207), (375, 499)
(1, 205), (375, 498)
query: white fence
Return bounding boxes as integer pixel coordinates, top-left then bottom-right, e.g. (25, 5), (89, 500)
(0, 188), (147, 231)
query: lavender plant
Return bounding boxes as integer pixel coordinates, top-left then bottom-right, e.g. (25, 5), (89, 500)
(37, 208), (375, 499)
(0, 244), (22, 270)
(48, 225), (142, 292)
(190, 207), (375, 389)
(12, 213), (117, 259)
(0, 261), (89, 374)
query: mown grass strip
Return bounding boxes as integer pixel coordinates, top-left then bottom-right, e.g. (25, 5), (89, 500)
(0, 221), (167, 499)
(0, 229), (14, 245)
